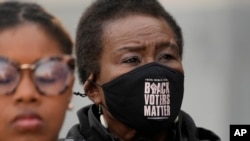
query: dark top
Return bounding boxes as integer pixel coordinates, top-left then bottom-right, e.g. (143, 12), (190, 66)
(65, 104), (220, 141)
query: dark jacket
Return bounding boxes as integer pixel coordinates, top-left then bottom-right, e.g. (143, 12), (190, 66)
(66, 104), (220, 141)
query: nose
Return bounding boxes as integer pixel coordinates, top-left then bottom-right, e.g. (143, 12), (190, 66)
(144, 57), (155, 64)
(13, 71), (41, 105)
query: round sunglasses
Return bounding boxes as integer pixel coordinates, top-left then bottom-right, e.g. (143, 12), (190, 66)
(0, 55), (74, 95)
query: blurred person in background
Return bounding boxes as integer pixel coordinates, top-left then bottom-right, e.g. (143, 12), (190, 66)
(67, 0), (221, 141)
(0, 1), (74, 141)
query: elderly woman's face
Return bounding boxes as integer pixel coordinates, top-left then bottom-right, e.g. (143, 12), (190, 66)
(98, 15), (183, 85)
(87, 14), (184, 140)
(0, 24), (73, 141)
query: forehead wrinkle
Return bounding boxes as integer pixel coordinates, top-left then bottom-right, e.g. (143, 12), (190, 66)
(106, 28), (171, 52)
(103, 15), (178, 56)
(155, 41), (179, 53)
(116, 45), (146, 53)
(124, 24), (171, 42)
(104, 19), (171, 43)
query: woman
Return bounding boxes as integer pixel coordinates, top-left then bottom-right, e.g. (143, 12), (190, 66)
(0, 1), (74, 141)
(67, 0), (220, 141)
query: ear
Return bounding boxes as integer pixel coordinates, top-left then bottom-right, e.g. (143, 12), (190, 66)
(84, 73), (101, 104)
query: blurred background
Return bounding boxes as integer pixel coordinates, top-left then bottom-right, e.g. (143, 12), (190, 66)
(3, 0), (250, 140)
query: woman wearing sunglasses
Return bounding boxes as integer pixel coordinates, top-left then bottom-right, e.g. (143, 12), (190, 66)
(0, 1), (74, 141)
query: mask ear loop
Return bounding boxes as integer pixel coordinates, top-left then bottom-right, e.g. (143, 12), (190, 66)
(73, 92), (87, 97)
(73, 79), (101, 97)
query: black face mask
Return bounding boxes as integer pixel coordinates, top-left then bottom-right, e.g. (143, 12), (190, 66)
(97, 62), (184, 133)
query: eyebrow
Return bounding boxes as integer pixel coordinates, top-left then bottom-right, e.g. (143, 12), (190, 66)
(155, 41), (179, 53)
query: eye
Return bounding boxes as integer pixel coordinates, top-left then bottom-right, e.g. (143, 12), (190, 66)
(0, 70), (17, 85)
(35, 76), (56, 84)
(159, 54), (175, 62)
(0, 76), (13, 84)
(122, 56), (141, 65)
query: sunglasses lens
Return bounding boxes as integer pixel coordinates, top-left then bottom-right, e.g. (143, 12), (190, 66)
(34, 59), (72, 95)
(0, 59), (20, 95)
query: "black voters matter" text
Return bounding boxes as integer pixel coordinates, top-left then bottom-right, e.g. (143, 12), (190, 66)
(143, 80), (170, 118)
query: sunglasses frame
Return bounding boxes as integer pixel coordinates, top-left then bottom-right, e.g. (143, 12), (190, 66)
(0, 55), (75, 95)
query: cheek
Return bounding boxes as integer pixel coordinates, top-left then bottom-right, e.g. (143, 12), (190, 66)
(168, 62), (184, 74)
(98, 66), (114, 85)
(0, 99), (16, 138)
(0, 98), (13, 120)
(44, 98), (68, 116)
(41, 97), (69, 132)
(176, 64), (184, 74)
(0, 96), (11, 123)
(98, 64), (130, 85)
(98, 48), (126, 84)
